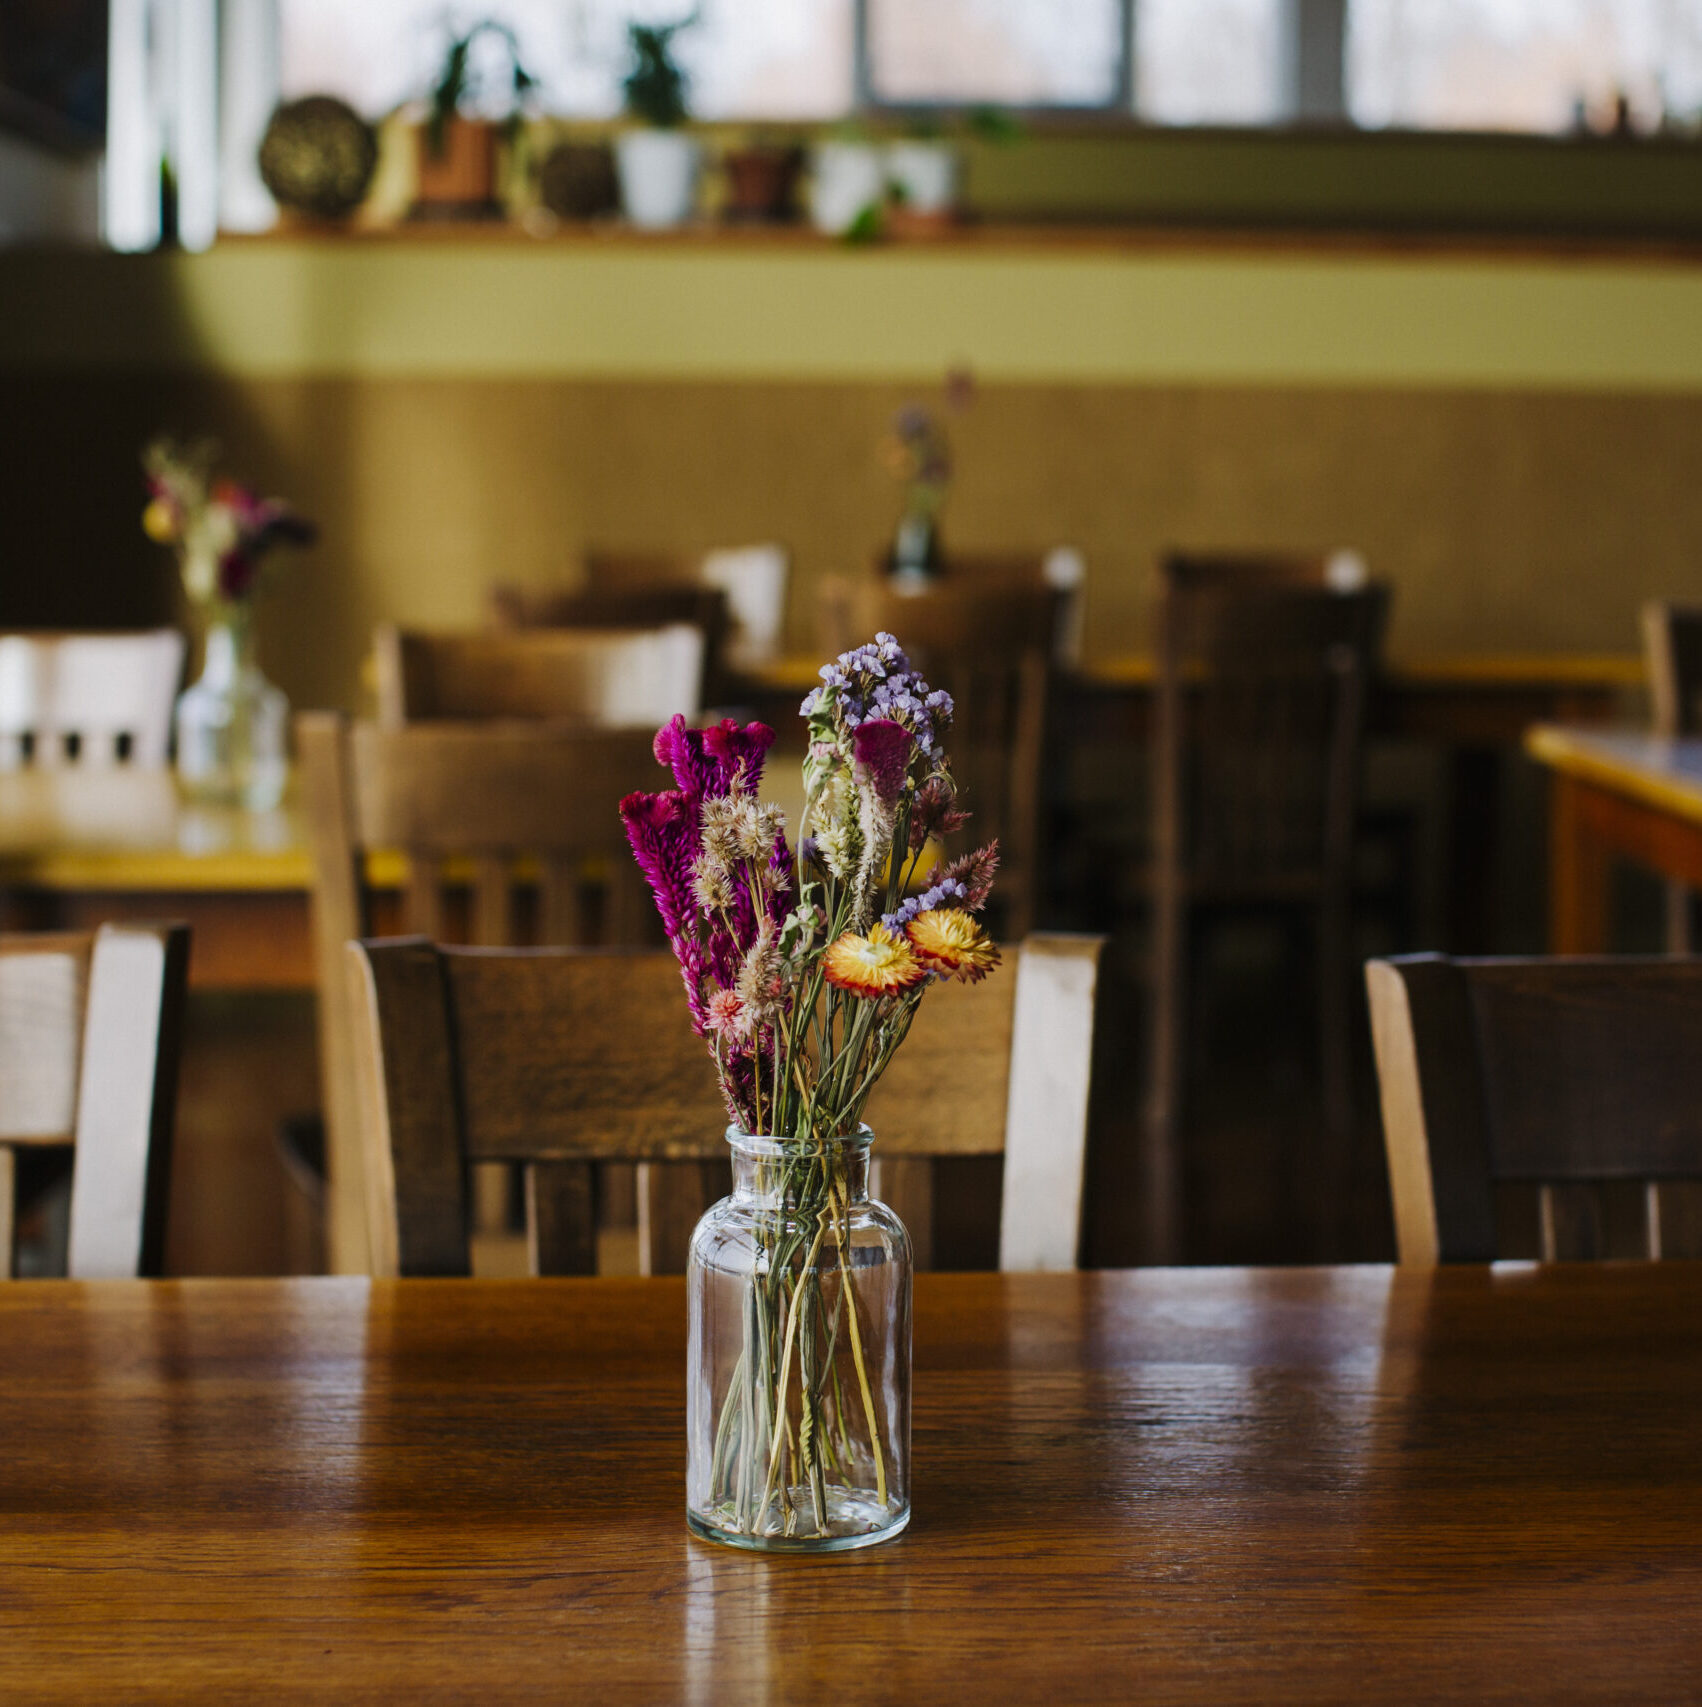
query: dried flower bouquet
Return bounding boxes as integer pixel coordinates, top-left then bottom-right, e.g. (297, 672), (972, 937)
(622, 632), (999, 1541)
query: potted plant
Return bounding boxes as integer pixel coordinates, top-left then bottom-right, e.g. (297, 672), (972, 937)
(414, 19), (538, 218)
(720, 131), (804, 223)
(886, 107), (1017, 233)
(615, 18), (701, 229)
(809, 121), (884, 236)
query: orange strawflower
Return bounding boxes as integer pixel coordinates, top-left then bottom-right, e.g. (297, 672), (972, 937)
(823, 923), (926, 997)
(907, 908), (1000, 984)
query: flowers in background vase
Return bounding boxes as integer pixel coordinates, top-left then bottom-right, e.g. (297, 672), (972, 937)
(142, 437), (316, 609)
(878, 367), (974, 577)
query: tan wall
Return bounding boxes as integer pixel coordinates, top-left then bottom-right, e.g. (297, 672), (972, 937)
(5, 370), (1701, 711)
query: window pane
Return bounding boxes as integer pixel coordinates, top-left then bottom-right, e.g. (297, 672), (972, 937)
(1348, 0), (1702, 133)
(279, 0), (852, 122)
(863, 0), (1125, 107)
(1135, 0), (1283, 125)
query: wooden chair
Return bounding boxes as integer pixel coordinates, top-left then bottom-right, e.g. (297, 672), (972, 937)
(296, 714), (672, 1275)
(584, 546), (790, 673)
(819, 580), (1060, 940)
(347, 933), (1104, 1276)
(1640, 601), (1702, 950)
(1144, 567), (1389, 1261)
(373, 623), (706, 729)
(0, 629), (184, 769)
(0, 922), (189, 1277)
(489, 580), (735, 704)
(1367, 953), (1702, 1263)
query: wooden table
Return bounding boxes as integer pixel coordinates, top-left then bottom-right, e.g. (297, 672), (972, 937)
(4, 1266), (1699, 1703)
(1524, 725), (1702, 952)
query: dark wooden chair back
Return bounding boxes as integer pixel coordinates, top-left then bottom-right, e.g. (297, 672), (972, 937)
(372, 623), (706, 728)
(489, 581), (733, 703)
(348, 934), (1104, 1277)
(1162, 549), (1367, 591)
(0, 922), (188, 1277)
(1642, 601), (1702, 736)
(296, 714), (666, 1274)
(819, 581), (1060, 938)
(1367, 954), (1702, 1263)
(1155, 573), (1389, 891)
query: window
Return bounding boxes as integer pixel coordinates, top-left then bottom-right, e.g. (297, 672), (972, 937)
(1348, 0), (1702, 133)
(279, 0), (854, 123)
(858, 0), (1129, 109)
(1135, 0), (1285, 126)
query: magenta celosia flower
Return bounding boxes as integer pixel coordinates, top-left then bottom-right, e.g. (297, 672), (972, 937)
(851, 718), (913, 803)
(619, 788), (700, 945)
(654, 715), (776, 799)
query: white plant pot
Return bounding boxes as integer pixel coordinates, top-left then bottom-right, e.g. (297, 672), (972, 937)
(809, 141), (885, 235)
(886, 142), (960, 217)
(615, 130), (702, 229)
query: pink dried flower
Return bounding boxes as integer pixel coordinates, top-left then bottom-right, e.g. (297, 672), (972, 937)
(707, 989), (748, 1040)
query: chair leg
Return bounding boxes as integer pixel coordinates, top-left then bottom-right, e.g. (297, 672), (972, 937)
(1664, 881), (1696, 956)
(1316, 896), (1354, 1252)
(1143, 898), (1187, 1265)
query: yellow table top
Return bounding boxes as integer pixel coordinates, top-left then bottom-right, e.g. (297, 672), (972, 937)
(1524, 724), (1702, 830)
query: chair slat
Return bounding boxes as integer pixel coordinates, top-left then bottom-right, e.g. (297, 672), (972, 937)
(875, 1158), (934, 1270)
(471, 855), (511, 948)
(537, 855), (586, 946)
(403, 851), (445, 940)
(526, 1161), (596, 1276)
(637, 1162), (722, 1276)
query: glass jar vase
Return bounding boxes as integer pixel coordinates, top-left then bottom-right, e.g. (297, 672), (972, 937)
(173, 612), (289, 811)
(687, 1126), (911, 1553)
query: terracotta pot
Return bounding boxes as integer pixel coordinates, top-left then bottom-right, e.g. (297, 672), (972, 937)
(414, 118), (501, 216)
(721, 145), (803, 223)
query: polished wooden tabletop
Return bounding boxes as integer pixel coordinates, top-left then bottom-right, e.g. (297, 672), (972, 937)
(4, 1266), (1700, 1704)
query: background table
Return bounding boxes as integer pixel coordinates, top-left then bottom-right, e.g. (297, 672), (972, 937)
(3, 1266), (1698, 1704)
(1524, 725), (1702, 951)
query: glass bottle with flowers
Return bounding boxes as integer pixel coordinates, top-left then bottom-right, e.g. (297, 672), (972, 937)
(621, 633), (999, 1552)
(142, 437), (315, 810)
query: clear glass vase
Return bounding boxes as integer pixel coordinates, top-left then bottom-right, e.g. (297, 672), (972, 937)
(173, 611), (289, 810)
(687, 1126), (911, 1553)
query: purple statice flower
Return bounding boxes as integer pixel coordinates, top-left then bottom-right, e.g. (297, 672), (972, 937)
(805, 634), (954, 758)
(851, 718), (913, 803)
(881, 877), (968, 932)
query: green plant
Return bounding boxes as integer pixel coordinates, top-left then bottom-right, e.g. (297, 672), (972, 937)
(623, 16), (697, 128)
(426, 20), (538, 156)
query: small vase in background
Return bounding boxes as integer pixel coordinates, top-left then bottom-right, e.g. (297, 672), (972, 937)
(174, 613), (289, 810)
(141, 434), (315, 811)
